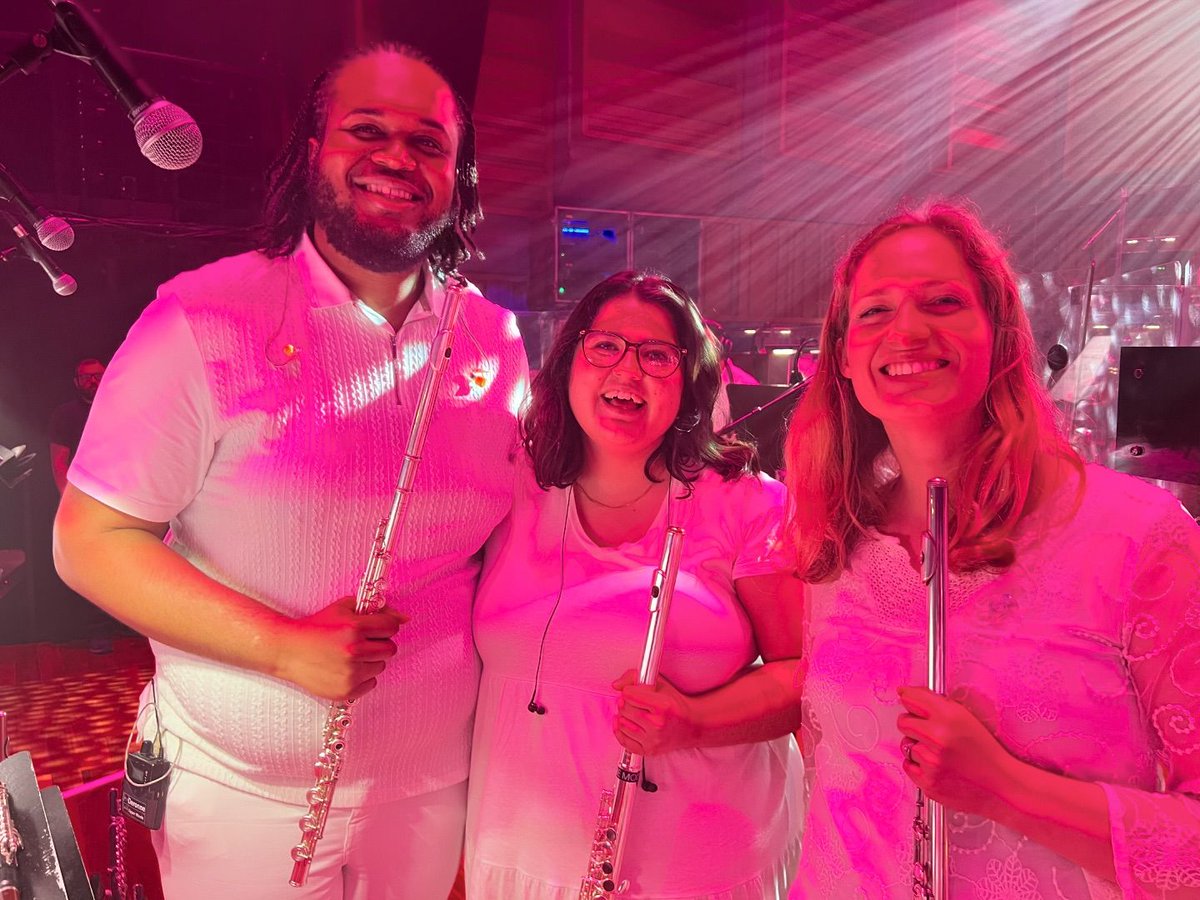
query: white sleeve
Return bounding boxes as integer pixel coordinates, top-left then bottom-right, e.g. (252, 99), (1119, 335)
(730, 473), (788, 581)
(68, 292), (215, 523)
(1103, 503), (1200, 898)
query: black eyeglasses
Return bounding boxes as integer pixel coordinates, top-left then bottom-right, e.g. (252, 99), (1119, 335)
(577, 329), (685, 378)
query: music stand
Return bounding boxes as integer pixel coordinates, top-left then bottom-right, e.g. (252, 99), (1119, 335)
(0, 446), (35, 490)
(0, 751), (94, 899)
(1114, 347), (1200, 485)
(722, 383), (806, 478)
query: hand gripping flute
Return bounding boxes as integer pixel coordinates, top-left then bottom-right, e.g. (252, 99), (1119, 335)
(289, 274), (469, 887)
(580, 525), (685, 899)
(913, 477), (949, 900)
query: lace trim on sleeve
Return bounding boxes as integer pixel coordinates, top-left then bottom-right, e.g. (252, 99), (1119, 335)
(1114, 502), (1200, 898)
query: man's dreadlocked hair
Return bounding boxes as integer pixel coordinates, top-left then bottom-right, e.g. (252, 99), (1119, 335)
(257, 41), (483, 275)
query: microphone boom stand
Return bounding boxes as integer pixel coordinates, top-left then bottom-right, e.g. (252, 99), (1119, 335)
(716, 379), (808, 439)
(1067, 187), (1129, 444)
(1077, 186), (1129, 354)
(0, 32), (55, 87)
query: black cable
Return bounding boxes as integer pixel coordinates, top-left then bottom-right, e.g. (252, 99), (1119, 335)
(526, 486), (573, 715)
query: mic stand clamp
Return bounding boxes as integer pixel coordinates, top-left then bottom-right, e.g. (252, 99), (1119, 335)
(0, 32), (54, 86)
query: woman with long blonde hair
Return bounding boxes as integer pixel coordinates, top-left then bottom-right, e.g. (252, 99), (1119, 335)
(783, 200), (1200, 898)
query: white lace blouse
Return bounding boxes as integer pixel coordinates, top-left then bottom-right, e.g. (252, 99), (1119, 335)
(789, 464), (1200, 899)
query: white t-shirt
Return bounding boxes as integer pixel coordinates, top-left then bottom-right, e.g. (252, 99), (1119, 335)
(465, 461), (804, 899)
(70, 235), (530, 805)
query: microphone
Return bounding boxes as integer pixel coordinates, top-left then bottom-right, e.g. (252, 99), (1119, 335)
(1046, 343), (1069, 389)
(49, 1), (202, 170)
(0, 163), (74, 250)
(3, 216), (77, 295)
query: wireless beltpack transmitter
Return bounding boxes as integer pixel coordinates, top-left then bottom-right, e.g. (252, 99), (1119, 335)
(121, 682), (171, 830)
(121, 739), (170, 830)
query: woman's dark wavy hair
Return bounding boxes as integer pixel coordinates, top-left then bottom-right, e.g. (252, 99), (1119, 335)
(256, 41), (482, 275)
(523, 270), (758, 494)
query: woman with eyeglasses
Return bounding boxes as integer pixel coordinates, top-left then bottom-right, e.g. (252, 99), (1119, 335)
(464, 271), (805, 899)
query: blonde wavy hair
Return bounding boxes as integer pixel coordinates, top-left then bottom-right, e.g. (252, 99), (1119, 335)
(783, 200), (1082, 582)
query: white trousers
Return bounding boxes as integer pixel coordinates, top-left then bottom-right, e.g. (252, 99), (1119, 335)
(152, 769), (466, 900)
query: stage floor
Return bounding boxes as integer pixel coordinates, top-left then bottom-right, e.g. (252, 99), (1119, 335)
(0, 635), (153, 789)
(0, 634), (467, 899)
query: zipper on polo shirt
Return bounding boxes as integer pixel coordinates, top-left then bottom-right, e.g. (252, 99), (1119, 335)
(390, 330), (402, 406)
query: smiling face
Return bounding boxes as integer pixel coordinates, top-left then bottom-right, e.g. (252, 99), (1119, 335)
(568, 294), (684, 465)
(839, 226), (994, 432)
(308, 51), (460, 273)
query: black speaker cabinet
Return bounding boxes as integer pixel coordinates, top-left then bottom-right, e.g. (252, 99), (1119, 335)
(1115, 346), (1200, 486)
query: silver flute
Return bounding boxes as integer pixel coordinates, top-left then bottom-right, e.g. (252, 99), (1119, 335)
(580, 524), (686, 899)
(913, 477), (949, 899)
(289, 274), (470, 887)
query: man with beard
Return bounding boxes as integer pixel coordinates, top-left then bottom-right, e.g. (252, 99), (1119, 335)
(48, 357), (105, 494)
(53, 43), (528, 899)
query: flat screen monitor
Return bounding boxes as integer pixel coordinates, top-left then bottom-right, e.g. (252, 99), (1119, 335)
(1114, 346), (1200, 486)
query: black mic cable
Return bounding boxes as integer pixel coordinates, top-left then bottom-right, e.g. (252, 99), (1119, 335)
(527, 486), (575, 716)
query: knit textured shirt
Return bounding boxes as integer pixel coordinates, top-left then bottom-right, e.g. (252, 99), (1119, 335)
(70, 235), (529, 805)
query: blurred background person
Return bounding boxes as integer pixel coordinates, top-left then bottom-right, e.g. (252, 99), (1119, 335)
(48, 357), (105, 495)
(705, 319), (758, 432)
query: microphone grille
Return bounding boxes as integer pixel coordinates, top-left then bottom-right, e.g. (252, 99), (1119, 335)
(53, 273), (78, 296)
(133, 100), (203, 170)
(1046, 343), (1070, 372)
(37, 216), (75, 252)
